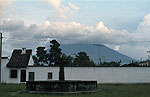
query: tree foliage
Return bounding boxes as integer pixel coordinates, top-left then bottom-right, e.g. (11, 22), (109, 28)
(49, 39), (62, 66)
(62, 53), (74, 66)
(32, 55), (39, 65)
(100, 61), (120, 67)
(73, 51), (96, 67)
(33, 47), (48, 65)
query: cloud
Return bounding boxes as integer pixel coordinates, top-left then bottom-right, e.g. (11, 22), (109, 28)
(0, 0), (15, 17)
(0, 18), (128, 56)
(43, 20), (51, 26)
(0, 19), (128, 43)
(1, 13), (150, 60)
(45, 0), (61, 8)
(137, 13), (150, 34)
(127, 13), (150, 42)
(44, 0), (79, 19)
(68, 2), (79, 14)
(96, 21), (114, 34)
(114, 45), (120, 51)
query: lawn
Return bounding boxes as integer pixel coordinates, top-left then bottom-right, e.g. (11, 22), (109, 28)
(0, 84), (150, 97)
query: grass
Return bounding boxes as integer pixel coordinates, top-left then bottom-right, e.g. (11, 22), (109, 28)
(1, 84), (150, 97)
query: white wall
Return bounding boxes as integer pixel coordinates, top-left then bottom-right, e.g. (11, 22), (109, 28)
(27, 67), (59, 81)
(1, 58), (9, 83)
(1, 58), (27, 83)
(27, 67), (150, 83)
(28, 55), (34, 66)
(7, 68), (20, 83)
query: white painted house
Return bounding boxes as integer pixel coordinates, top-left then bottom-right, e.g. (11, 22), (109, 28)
(1, 48), (150, 84)
(1, 48), (34, 83)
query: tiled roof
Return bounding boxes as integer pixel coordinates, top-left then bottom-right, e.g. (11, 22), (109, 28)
(6, 49), (32, 68)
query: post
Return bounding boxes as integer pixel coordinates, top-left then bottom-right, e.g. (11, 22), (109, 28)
(0, 33), (2, 83)
(99, 46), (101, 65)
(59, 58), (65, 81)
(93, 44), (104, 65)
(59, 64), (65, 81)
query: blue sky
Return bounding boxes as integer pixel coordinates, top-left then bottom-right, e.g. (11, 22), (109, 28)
(0, 0), (150, 60)
(11, 0), (150, 31)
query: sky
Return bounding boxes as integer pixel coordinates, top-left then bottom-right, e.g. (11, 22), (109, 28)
(0, 0), (150, 61)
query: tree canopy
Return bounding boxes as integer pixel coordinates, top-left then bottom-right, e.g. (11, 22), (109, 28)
(62, 53), (74, 66)
(33, 47), (48, 66)
(49, 39), (62, 66)
(73, 52), (96, 67)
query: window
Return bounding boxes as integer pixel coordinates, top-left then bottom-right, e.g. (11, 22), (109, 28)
(10, 70), (17, 78)
(48, 72), (52, 79)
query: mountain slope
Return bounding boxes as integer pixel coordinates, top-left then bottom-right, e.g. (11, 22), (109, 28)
(61, 44), (135, 64)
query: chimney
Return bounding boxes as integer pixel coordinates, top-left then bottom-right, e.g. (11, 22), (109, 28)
(21, 48), (26, 54)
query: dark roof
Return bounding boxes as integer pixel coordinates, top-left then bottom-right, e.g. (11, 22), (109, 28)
(1, 57), (8, 59)
(7, 49), (32, 68)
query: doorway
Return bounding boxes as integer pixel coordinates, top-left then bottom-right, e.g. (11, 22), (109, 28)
(29, 72), (35, 81)
(20, 70), (26, 82)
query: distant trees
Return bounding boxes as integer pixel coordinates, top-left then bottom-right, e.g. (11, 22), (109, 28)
(100, 61), (120, 67)
(62, 54), (74, 66)
(73, 52), (96, 67)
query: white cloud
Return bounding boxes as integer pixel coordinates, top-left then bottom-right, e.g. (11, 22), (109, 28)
(0, 0), (15, 17)
(1, 13), (150, 60)
(114, 45), (120, 51)
(0, 18), (128, 56)
(43, 20), (51, 26)
(0, 0), (15, 7)
(68, 2), (79, 14)
(45, 0), (61, 8)
(96, 21), (114, 34)
(137, 13), (150, 34)
(44, 0), (79, 19)
(1, 19), (128, 43)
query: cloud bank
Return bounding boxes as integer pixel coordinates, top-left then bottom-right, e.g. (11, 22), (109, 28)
(0, 13), (150, 59)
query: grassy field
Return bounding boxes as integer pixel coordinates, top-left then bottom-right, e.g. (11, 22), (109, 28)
(1, 84), (150, 97)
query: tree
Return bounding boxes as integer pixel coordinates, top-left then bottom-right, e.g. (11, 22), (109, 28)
(32, 55), (39, 65)
(62, 53), (74, 66)
(73, 51), (96, 67)
(36, 47), (48, 65)
(34, 47), (48, 65)
(49, 39), (62, 66)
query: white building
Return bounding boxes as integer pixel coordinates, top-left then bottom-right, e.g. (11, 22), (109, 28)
(1, 48), (34, 83)
(1, 48), (150, 84)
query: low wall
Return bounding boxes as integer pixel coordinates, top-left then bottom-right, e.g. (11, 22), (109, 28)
(27, 67), (150, 83)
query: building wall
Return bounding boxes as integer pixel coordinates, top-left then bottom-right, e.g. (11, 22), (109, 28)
(28, 55), (34, 66)
(1, 58), (9, 83)
(1, 56), (34, 84)
(27, 67), (150, 84)
(7, 68), (20, 83)
(26, 67), (59, 81)
(2, 64), (150, 84)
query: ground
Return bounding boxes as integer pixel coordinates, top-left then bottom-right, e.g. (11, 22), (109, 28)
(0, 84), (150, 97)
